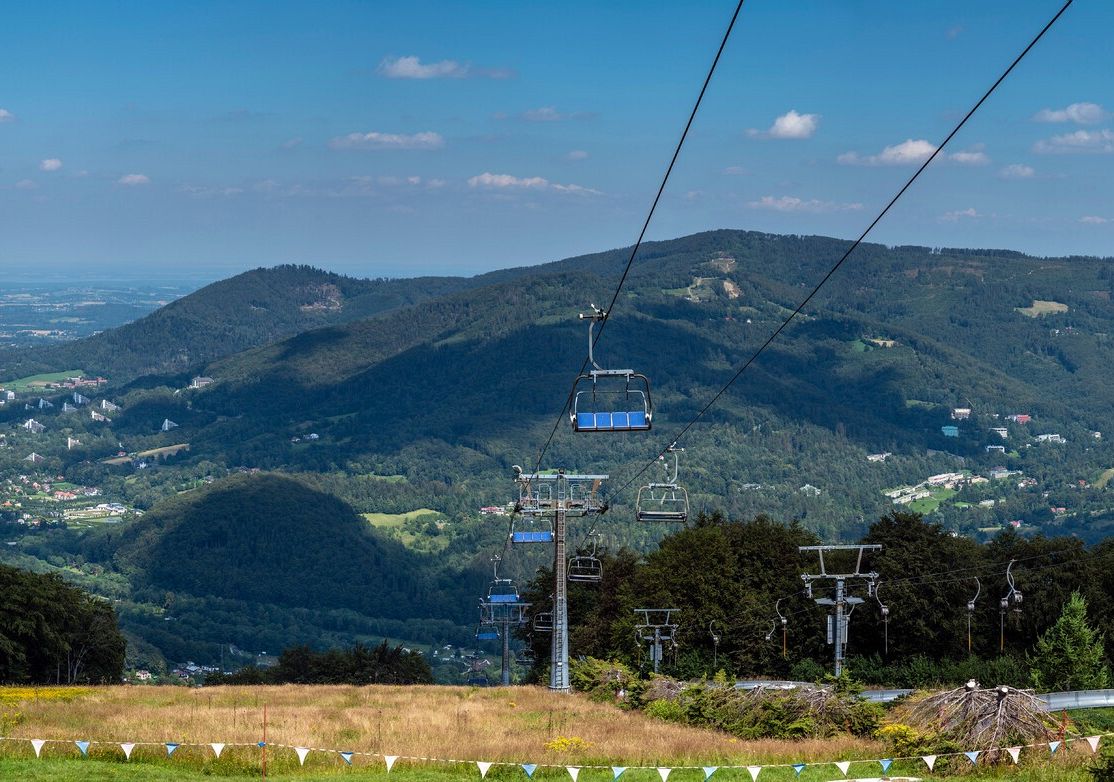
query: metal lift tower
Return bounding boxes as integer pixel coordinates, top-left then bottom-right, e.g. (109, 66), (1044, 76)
(513, 468), (607, 692)
(634, 608), (680, 674)
(798, 544), (881, 677)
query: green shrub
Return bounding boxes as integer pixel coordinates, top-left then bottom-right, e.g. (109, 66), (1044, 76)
(645, 698), (686, 723)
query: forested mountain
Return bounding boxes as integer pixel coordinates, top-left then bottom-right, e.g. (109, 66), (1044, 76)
(0, 265), (476, 381)
(3, 228), (1114, 669)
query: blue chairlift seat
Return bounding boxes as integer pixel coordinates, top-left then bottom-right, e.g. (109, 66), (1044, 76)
(487, 579), (521, 603)
(570, 372), (652, 433)
(475, 624), (500, 641)
(512, 530), (554, 544)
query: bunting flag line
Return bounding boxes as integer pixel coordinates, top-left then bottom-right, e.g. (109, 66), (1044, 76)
(121, 742), (135, 760)
(522, 763), (538, 778)
(478, 761), (493, 779)
(567, 766), (580, 782)
(385, 755), (398, 772)
(166, 743), (179, 757)
(31, 739), (45, 758)
(747, 766), (762, 781)
(792, 763), (806, 777)
(702, 766), (718, 779)
(296, 747), (311, 766)
(965, 750), (981, 764)
(211, 743), (225, 758)
(75, 740), (90, 757)
(1007, 746), (1022, 764)
(611, 766), (627, 780)
(340, 751), (354, 766)
(879, 758), (893, 773)
(257, 741), (266, 748)
(1088, 736), (1102, 753)
(922, 755), (937, 771)
(657, 767), (671, 782)
(1050, 740), (1061, 755)
(835, 760), (851, 775)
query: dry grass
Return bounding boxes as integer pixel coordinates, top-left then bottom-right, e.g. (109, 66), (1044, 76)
(0, 685), (886, 766)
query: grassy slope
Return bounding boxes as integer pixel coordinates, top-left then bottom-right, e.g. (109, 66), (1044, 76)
(0, 685), (1100, 781)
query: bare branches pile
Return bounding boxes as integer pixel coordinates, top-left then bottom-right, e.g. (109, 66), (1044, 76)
(900, 682), (1058, 753)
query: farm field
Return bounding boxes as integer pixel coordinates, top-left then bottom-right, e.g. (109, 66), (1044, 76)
(0, 685), (1101, 781)
(1, 369), (85, 392)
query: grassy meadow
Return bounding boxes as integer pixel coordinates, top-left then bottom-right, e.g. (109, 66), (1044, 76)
(0, 685), (1102, 781)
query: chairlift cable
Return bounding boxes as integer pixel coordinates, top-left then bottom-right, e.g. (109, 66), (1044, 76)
(602, 0), (1074, 505)
(527, 0), (749, 476)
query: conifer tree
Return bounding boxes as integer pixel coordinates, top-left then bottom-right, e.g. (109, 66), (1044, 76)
(1029, 591), (1109, 692)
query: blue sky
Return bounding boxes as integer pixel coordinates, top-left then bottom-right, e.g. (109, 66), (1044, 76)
(0, 0), (1110, 280)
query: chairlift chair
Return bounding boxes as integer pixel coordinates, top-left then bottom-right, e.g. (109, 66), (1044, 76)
(533, 611), (554, 633)
(510, 518), (554, 545)
(635, 446), (689, 522)
(486, 557), (522, 603)
(567, 532), (604, 583)
(569, 306), (652, 433)
(474, 622), (500, 642)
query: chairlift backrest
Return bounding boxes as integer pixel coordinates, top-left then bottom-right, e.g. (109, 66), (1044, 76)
(569, 307), (653, 432)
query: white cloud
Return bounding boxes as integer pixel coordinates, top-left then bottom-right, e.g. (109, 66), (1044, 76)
(1034, 102), (1106, 125)
(467, 172), (600, 195)
(329, 131), (445, 150)
(15, 179), (36, 190)
(940, 207), (981, 222)
(746, 195), (862, 213)
(1079, 215), (1109, 225)
(39, 158), (62, 172)
(748, 109), (820, 139)
(0, 108), (13, 123)
(180, 185), (244, 197)
(280, 136), (303, 150)
(722, 165), (747, 176)
(949, 149), (989, 166)
(524, 106), (563, 122)
(838, 138), (937, 165)
(378, 56), (469, 79)
(999, 163), (1035, 179)
(117, 173), (150, 186)
(566, 149), (589, 161)
(1033, 129), (1114, 154)
(377, 55), (511, 80)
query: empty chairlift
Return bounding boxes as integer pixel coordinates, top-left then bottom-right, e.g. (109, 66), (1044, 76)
(475, 621), (500, 641)
(511, 519), (554, 545)
(636, 445), (689, 523)
(567, 531), (603, 583)
(533, 611), (555, 633)
(486, 557), (522, 603)
(570, 306), (652, 433)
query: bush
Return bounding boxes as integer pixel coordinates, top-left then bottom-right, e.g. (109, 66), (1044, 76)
(1089, 743), (1114, 782)
(645, 698), (686, 723)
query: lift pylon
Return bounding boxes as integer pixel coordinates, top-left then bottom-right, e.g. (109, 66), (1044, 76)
(799, 544), (882, 677)
(634, 608), (680, 674)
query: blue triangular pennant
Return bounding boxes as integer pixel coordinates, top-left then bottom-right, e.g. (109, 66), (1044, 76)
(880, 759), (892, 772)
(965, 750), (981, 764)
(340, 751), (354, 765)
(703, 767), (718, 780)
(166, 743), (179, 757)
(792, 763), (806, 776)
(258, 741), (267, 748)
(522, 764), (538, 778)
(1050, 740), (1061, 755)
(75, 741), (90, 757)
(612, 767), (628, 780)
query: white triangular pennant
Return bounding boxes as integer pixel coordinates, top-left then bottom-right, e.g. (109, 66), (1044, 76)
(340, 751), (354, 765)
(922, 755), (937, 771)
(702, 767), (718, 779)
(479, 761), (494, 778)
(1050, 740), (1061, 755)
(658, 768), (671, 782)
(965, 750), (980, 764)
(522, 764), (538, 778)
(747, 766), (762, 781)
(121, 743), (135, 760)
(296, 747), (311, 766)
(31, 739), (45, 758)
(792, 764), (806, 777)
(166, 743), (179, 757)
(1007, 746), (1021, 764)
(567, 767), (580, 782)
(386, 755), (398, 772)
(75, 740), (90, 756)
(1087, 736), (1102, 753)
(612, 767), (627, 780)
(211, 743), (225, 758)
(835, 760), (851, 775)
